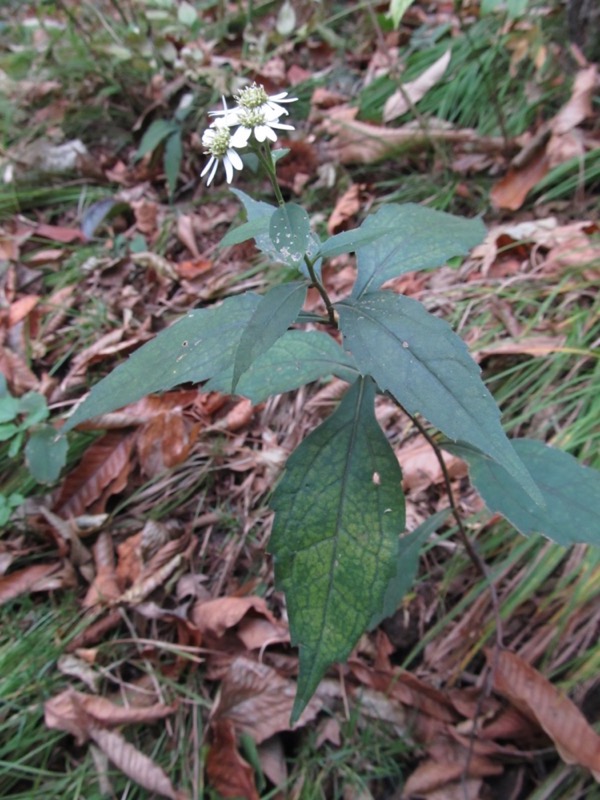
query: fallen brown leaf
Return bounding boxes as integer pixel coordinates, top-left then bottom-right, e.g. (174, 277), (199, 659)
(53, 431), (137, 519)
(403, 736), (502, 796)
(215, 657), (322, 743)
(206, 718), (260, 800)
(8, 295), (39, 327)
(475, 335), (568, 359)
(320, 106), (507, 165)
(327, 183), (364, 235)
(0, 561), (74, 604)
(383, 50), (451, 122)
(44, 687), (176, 743)
(90, 726), (188, 800)
(83, 532), (121, 608)
(192, 595), (278, 639)
(490, 148), (550, 211)
(487, 649), (600, 780)
(44, 689), (186, 800)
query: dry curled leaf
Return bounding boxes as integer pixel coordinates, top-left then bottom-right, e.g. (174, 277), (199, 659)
(215, 657), (322, 743)
(0, 562), (73, 604)
(383, 49), (451, 122)
(206, 718), (260, 800)
(44, 687), (176, 743)
(487, 649), (600, 780)
(89, 726), (188, 800)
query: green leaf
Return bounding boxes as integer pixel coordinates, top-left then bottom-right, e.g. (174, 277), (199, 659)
(25, 426), (69, 484)
(18, 391), (49, 427)
(336, 292), (542, 504)
(207, 330), (358, 403)
(368, 507), (452, 630)
(389, 0), (416, 27)
(351, 204), (485, 298)
(220, 217), (272, 249)
(444, 439), (600, 547)
(64, 293), (261, 431)
(232, 282), (307, 390)
(177, 0), (198, 25)
(0, 394), (20, 423)
(164, 132), (182, 198)
(269, 203), (311, 268)
(270, 377), (405, 721)
(276, 0), (296, 35)
(135, 119), (179, 161)
(0, 423), (19, 441)
(318, 204), (484, 276)
(318, 226), (385, 261)
(229, 189), (280, 262)
(272, 148), (290, 164)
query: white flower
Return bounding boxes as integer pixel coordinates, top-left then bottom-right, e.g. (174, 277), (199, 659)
(236, 83), (298, 119)
(209, 83), (298, 123)
(200, 119), (247, 185)
(231, 105), (295, 144)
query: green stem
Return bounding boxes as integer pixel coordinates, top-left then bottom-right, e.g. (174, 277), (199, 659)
(254, 143), (336, 325)
(304, 255), (336, 327)
(255, 145), (285, 207)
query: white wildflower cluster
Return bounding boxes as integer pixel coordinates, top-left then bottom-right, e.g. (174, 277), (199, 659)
(201, 83), (297, 186)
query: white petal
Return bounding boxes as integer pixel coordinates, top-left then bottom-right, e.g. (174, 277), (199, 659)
(254, 126), (268, 143)
(271, 120), (295, 131)
(200, 156), (215, 178)
(266, 102), (290, 117)
(223, 156), (234, 183)
(206, 159), (218, 186)
(227, 148), (244, 170)
(264, 126), (278, 142)
(230, 126), (251, 147)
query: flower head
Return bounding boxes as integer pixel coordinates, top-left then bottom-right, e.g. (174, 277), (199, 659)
(201, 84), (298, 184)
(200, 119), (247, 186)
(235, 83), (298, 119)
(230, 105), (295, 144)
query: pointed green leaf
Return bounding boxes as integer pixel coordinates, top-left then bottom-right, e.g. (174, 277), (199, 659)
(389, 0), (417, 27)
(269, 203), (310, 268)
(445, 439), (600, 547)
(232, 282), (307, 390)
(270, 377), (405, 721)
(135, 119), (178, 161)
(317, 205), (485, 290)
(25, 426), (69, 484)
(207, 330), (358, 403)
(164, 132), (182, 197)
(336, 292), (542, 504)
(368, 507), (452, 630)
(64, 293), (260, 431)
(351, 204), (485, 298)
(220, 217), (272, 248)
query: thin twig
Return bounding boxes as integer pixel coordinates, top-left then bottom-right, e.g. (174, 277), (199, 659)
(392, 400), (504, 800)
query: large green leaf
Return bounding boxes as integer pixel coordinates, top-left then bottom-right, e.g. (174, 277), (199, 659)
(64, 293), (260, 431)
(207, 330), (358, 403)
(232, 281), (307, 391)
(368, 507), (452, 630)
(343, 204), (484, 298)
(270, 377), (405, 721)
(268, 203), (311, 268)
(445, 439), (600, 546)
(336, 292), (542, 504)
